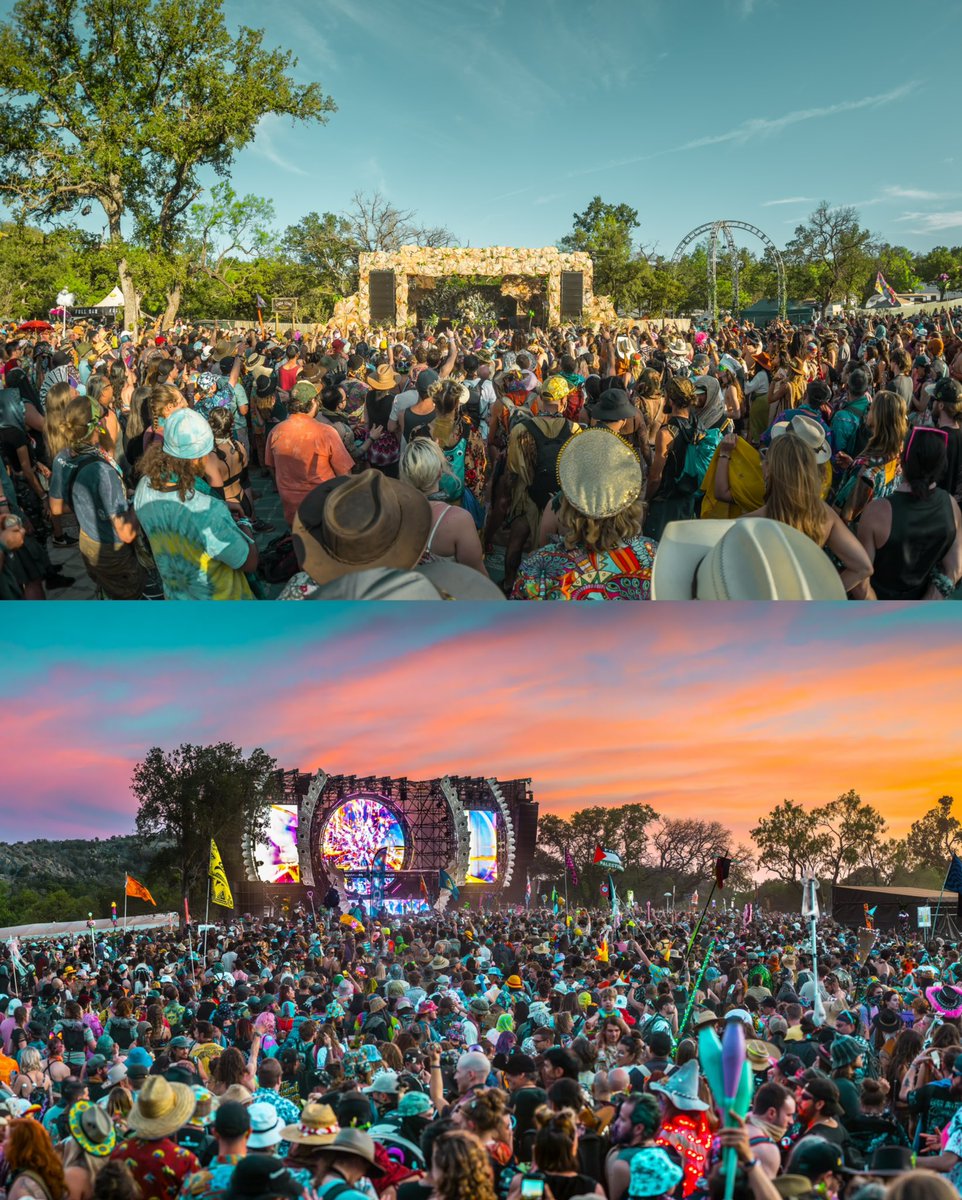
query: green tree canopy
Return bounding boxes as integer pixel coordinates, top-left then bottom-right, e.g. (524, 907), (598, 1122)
(132, 742), (280, 910)
(559, 197), (652, 312)
(0, 0), (333, 326)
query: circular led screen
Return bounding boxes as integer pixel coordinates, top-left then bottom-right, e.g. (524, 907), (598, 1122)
(321, 795), (406, 874)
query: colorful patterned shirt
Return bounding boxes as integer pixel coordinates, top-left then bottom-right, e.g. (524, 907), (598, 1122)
(512, 535), (657, 600)
(178, 1154), (243, 1200)
(112, 1136), (199, 1200)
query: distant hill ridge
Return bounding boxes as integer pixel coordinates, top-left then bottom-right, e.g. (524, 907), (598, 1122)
(0, 834), (168, 887)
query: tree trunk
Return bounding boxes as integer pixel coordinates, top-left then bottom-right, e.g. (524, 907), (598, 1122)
(162, 283), (183, 331)
(118, 257), (139, 338)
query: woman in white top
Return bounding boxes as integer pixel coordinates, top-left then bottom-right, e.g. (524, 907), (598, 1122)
(400, 437), (488, 575)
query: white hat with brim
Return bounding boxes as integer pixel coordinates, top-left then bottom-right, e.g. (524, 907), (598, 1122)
(247, 1103), (285, 1149)
(651, 518), (846, 601)
(648, 1060), (709, 1112)
(126, 1075), (197, 1139)
(770, 413), (832, 464)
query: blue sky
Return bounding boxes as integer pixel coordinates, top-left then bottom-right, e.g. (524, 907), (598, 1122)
(1, 0), (960, 257)
(3, 604), (961, 845)
(224, 0), (960, 255)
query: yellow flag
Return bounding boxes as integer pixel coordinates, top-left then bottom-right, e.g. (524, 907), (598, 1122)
(209, 839), (234, 908)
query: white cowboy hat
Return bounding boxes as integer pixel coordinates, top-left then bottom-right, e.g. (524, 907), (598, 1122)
(651, 518), (846, 601)
(770, 413), (832, 464)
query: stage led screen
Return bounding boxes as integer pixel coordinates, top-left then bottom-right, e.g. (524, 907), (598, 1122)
(322, 795), (405, 874)
(254, 804), (300, 884)
(467, 810), (498, 883)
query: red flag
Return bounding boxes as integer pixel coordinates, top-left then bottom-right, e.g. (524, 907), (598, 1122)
(419, 876), (428, 901)
(184, 896), (191, 926)
(593, 845), (605, 864)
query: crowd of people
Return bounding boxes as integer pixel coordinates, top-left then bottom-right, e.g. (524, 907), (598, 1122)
(0, 903), (957, 1200)
(1, 308), (961, 599)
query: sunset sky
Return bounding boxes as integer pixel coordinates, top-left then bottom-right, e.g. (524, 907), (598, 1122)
(3, 605), (958, 849)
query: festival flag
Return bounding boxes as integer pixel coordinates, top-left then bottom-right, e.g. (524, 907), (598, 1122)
(419, 875), (429, 902)
(945, 854), (962, 920)
(125, 874), (156, 906)
(208, 840), (234, 908)
(743, 903), (753, 928)
(184, 896), (191, 926)
(564, 848), (579, 887)
(863, 903), (877, 930)
(715, 856), (732, 891)
(874, 271), (900, 305)
(255, 294), (267, 309)
(596, 939), (609, 963)
(525, 876), (532, 908)
(609, 874), (620, 924)
(6, 937), (25, 977)
(439, 869), (460, 901)
(593, 845), (624, 871)
(551, 886), (559, 915)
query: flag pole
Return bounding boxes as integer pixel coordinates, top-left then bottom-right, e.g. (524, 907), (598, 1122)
(932, 860), (951, 937)
(563, 844), (569, 926)
(203, 874), (211, 966)
(685, 881), (718, 961)
(123, 875), (128, 933)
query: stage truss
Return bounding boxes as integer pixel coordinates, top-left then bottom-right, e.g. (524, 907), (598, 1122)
(670, 220), (786, 321)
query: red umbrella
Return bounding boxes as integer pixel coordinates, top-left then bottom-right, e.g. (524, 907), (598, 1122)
(16, 320), (54, 331)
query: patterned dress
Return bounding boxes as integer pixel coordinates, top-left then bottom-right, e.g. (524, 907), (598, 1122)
(512, 535), (658, 600)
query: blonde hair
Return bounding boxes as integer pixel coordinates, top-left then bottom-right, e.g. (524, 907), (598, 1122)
(764, 434), (826, 545)
(558, 495), (644, 553)
(150, 383), (183, 425)
(401, 437), (449, 493)
(866, 390), (907, 461)
(18, 1048), (42, 1074)
(45, 385), (104, 458)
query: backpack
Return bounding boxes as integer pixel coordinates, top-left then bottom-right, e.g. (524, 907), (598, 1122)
(659, 414), (700, 497)
(835, 399), (871, 458)
(259, 533), (299, 585)
(108, 1017), (136, 1051)
(59, 450), (104, 510)
(522, 417), (574, 512)
(682, 425), (724, 490)
(60, 1021), (86, 1056)
(27, 1081), (49, 1116)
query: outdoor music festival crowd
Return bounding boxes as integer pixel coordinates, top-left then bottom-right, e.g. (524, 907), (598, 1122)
(1, 310), (961, 600)
(0, 906), (958, 1200)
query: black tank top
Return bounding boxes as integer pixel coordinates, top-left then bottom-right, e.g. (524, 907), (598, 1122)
(872, 488), (955, 600)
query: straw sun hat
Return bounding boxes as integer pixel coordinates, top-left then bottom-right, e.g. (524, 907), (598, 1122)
(126, 1076), (197, 1139)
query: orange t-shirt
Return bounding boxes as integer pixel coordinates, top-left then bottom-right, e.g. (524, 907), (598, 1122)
(266, 414), (354, 527)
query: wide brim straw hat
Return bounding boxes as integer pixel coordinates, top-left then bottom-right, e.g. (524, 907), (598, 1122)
(127, 1075), (197, 1139)
(280, 1102), (340, 1146)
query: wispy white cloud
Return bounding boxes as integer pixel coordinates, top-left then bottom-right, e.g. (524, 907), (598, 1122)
(568, 82), (919, 180)
(675, 83), (918, 153)
(534, 193), (564, 206)
(762, 196), (815, 206)
(883, 185), (959, 201)
(252, 116), (309, 177)
(895, 211), (962, 233)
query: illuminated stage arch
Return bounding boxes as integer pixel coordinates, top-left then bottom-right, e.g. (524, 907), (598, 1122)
(239, 772), (538, 912)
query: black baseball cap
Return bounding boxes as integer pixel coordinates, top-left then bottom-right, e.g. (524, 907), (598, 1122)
(214, 1100), (251, 1139)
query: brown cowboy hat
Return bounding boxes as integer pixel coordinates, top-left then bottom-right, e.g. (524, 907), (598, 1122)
(291, 471), (432, 586)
